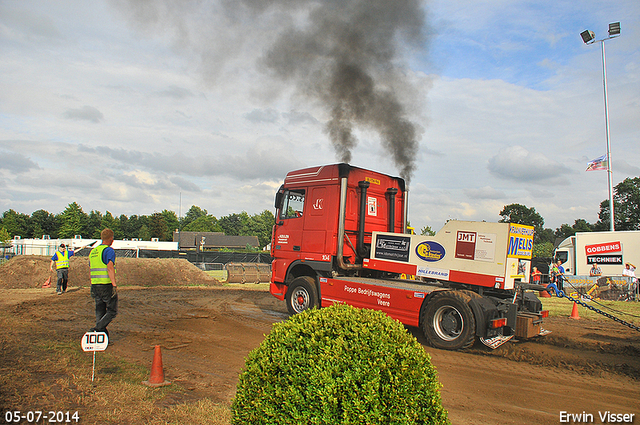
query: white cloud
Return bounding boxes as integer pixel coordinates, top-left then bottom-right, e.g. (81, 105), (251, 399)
(0, 150), (40, 173)
(0, 0), (638, 235)
(464, 186), (506, 200)
(487, 146), (572, 184)
(63, 105), (104, 123)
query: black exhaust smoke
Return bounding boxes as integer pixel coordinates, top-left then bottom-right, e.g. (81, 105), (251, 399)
(112, 0), (429, 182)
(260, 0), (428, 183)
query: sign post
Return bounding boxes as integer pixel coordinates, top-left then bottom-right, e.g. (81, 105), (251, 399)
(81, 332), (109, 382)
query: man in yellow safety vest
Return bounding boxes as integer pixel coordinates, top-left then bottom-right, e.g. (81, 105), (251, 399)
(89, 228), (118, 336)
(49, 243), (85, 295)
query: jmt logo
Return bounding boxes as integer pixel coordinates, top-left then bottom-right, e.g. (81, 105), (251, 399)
(457, 232), (476, 243)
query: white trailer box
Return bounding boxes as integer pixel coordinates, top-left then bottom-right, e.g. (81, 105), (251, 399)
(554, 230), (640, 276)
(369, 220), (534, 290)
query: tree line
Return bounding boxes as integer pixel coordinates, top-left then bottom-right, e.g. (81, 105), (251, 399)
(0, 203), (275, 249)
(2, 177), (638, 255)
(497, 177), (640, 257)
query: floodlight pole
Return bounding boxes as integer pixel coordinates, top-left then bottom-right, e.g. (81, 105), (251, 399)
(582, 24), (619, 231)
(601, 40), (616, 232)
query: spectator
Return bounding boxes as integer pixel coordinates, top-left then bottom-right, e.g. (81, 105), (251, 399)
(622, 263), (637, 287)
(556, 260), (565, 291)
(589, 262), (602, 277)
(550, 262), (559, 284)
(531, 266), (542, 284)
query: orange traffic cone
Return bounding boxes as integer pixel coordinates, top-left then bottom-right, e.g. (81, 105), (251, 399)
(142, 345), (171, 387)
(539, 284), (551, 298)
(569, 302), (580, 320)
(42, 277), (51, 288)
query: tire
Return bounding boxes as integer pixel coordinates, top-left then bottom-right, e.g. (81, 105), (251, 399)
(421, 291), (476, 350)
(285, 276), (318, 315)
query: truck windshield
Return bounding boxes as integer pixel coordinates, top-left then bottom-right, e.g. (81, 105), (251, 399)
(279, 190), (305, 219)
(556, 251), (568, 264)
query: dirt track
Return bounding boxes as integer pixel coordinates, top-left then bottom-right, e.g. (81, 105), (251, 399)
(1, 257), (640, 424)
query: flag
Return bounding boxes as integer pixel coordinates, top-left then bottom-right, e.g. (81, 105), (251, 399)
(586, 154), (608, 171)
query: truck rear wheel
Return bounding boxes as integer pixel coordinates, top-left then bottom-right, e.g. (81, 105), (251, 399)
(421, 291), (476, 350)
(285, 276), (318, 315)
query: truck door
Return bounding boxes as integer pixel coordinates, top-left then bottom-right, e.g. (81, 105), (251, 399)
(301, 186), (328, 254)
(273, 188), (305, 260)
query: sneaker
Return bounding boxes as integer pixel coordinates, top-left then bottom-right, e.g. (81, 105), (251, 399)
(57, 291), (62, 295)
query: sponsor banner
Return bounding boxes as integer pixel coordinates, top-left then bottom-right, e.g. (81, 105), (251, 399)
(455, 231), (476, 260)
(416, 266), (450, 280)
(507, 224), (534, 259)
(565, 275), (631, 287)
(365, 177), (380, 185)
(367, 196), (377, 216)
(475, 233), (496, 262)
(375, 234), (410, 262)
(343, 283), (392, 307)
(585, 241), (621, 256)
(587, 255), (622, 265)
(510, 259), (529, 279)
(415, 241), (446, 262)
(455, 231), (496, 261)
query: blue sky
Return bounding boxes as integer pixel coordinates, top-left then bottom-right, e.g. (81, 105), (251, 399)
(0, 0), (639, 235)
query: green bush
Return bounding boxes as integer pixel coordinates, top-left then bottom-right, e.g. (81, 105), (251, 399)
(231, 303), (449, 424)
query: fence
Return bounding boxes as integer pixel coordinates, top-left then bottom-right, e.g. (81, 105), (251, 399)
(184, 251), (271, 264)
(73, 249), (272, 265)
(194, 262), (224, 271)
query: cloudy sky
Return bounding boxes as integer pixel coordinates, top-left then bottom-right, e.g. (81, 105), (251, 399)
(1, 0), (638, 234)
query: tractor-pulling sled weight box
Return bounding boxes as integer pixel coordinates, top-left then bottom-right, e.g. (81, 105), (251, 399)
(269, 164), (549, 350)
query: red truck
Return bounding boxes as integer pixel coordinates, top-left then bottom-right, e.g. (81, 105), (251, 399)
(270, 164), (548, 350)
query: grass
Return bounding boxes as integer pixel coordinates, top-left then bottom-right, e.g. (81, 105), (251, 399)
(222, 282), (270, 291)
(0, 308), (233, 425)
(205, 270), (227, 282)
(540, 295), (640, 324)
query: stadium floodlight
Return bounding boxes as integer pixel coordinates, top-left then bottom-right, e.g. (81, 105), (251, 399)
(581, 23), (621, 231)
(580, 30), (595, 44)
(608, 22), (621, 37)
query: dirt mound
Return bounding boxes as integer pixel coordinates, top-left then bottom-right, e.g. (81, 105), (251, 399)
(0, 255), (220, 289)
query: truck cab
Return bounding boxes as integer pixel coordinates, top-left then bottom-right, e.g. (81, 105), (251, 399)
(554, 236), (576, 274)
(270, 163), (406, 289)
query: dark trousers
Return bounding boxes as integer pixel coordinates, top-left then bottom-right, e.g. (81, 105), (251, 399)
(557, 276), (564, 291)
(56, 268), (69, 292)
(91, 284), (118, 332)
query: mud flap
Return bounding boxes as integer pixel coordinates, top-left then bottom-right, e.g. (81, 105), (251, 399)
(480, 334), (514, 349)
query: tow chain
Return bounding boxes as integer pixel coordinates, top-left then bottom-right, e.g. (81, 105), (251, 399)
(545, 282), (640, 332)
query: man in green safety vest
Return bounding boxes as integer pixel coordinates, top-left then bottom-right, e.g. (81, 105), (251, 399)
(89, 228), (118, 336)
(50, 243), (86, 295)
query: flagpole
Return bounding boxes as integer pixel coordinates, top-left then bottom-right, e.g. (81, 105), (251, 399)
(602, 40), (615, 232)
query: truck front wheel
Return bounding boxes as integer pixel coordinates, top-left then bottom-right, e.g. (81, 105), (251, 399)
(285, 276), (318, 315)
(422, 291), (476, 350)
